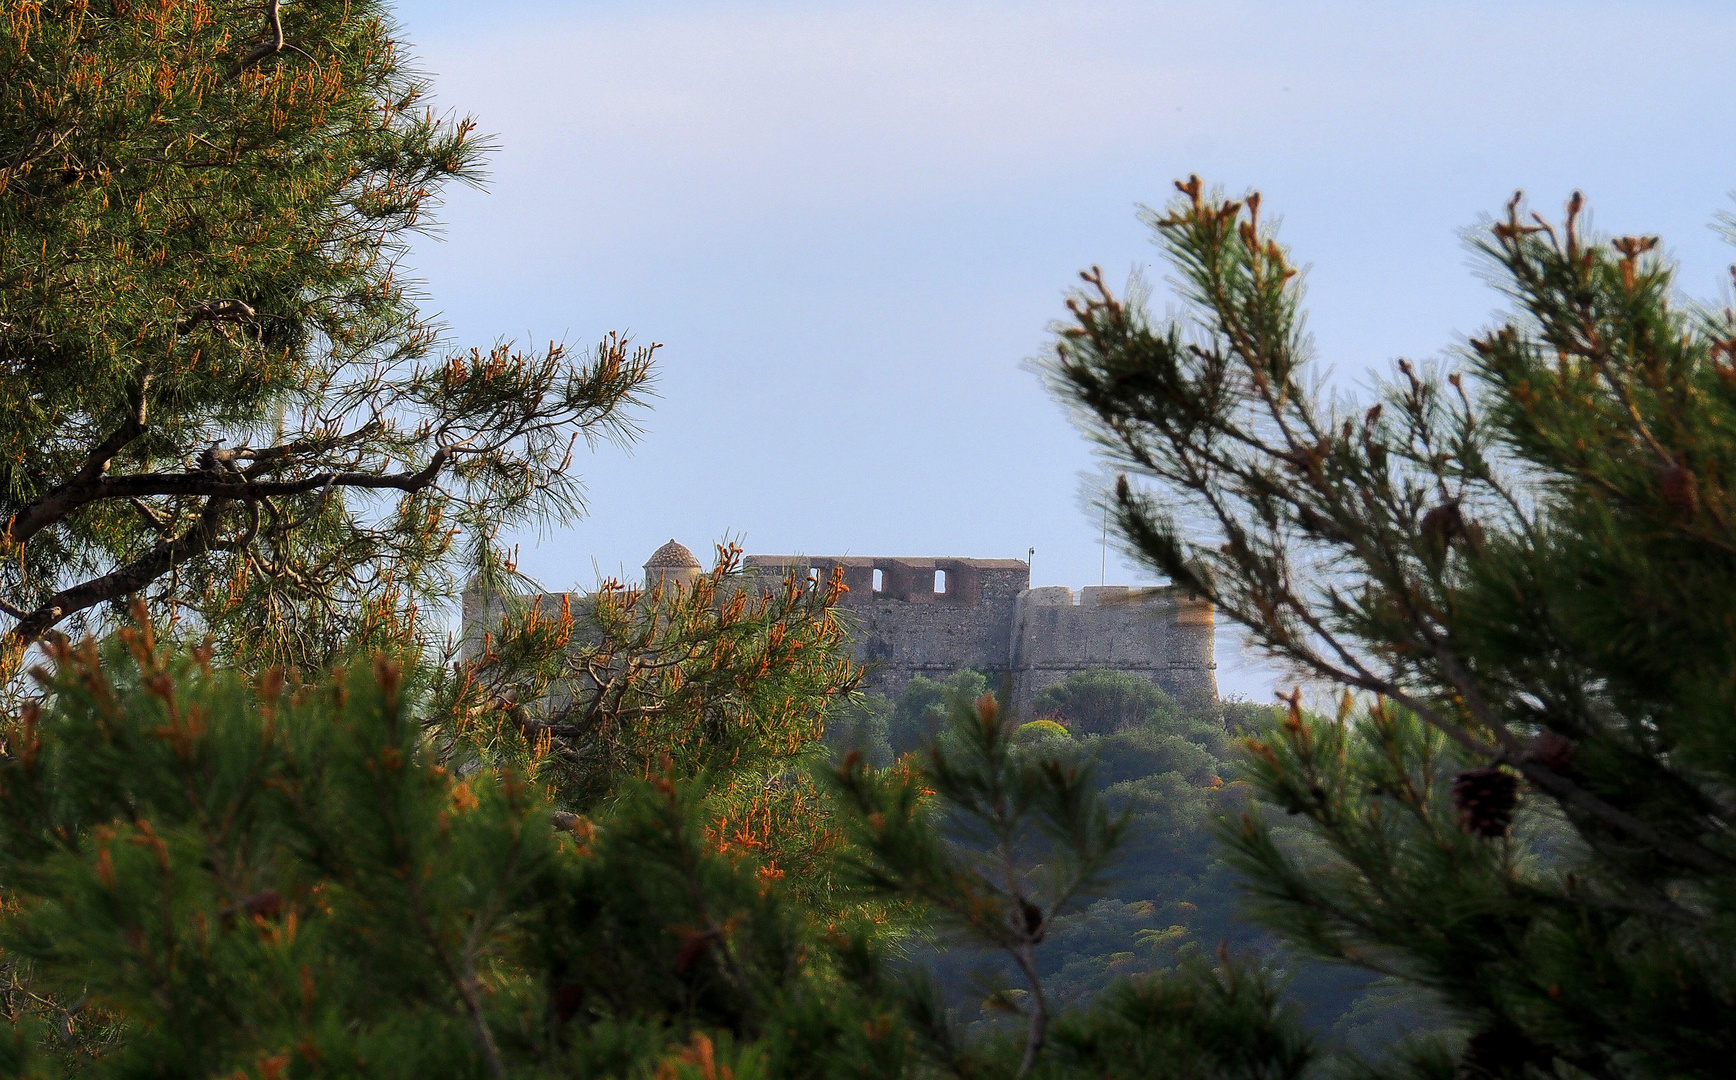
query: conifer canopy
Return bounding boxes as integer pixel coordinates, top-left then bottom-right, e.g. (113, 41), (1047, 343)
(1045, 178), (1736, 1079)
(0, 0), (653, 673)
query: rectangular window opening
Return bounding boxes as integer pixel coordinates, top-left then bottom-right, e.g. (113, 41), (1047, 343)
(934, 569), (947, 594)
(872, 568), (884, 594)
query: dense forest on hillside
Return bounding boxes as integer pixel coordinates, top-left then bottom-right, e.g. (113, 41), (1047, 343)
(829, 670), (1445, 1055)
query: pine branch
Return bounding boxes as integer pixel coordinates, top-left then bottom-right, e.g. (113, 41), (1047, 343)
(4, 448), (450, 552)
(6, 377), (155, 548)
(225, 0), (286, 80)
(6, 495), (239, 643)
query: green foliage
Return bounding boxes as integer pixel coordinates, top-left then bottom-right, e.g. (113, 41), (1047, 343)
(1325, 978), (1455, 1065)
(1033, 667), (1178, 735)
(0, 630), (909, 1080)
(878, 670), (1254, 1019)
(827, 678), (1334, 1079)
(443, 550), (865, 916)
(0, 631), (557, 1078)
(1000, 701), (1260, 1014)
(825, 692), (894, 768)
(887, 671), (989, 758)
(521, 776), (913, 1080)
(1044, 956), (1314, 1080)
(833, 691), (1127, 1075)
(1224, 698), (1283, 735)
(449, 550), (860, 808)
(1045, 178), (1736, 1076)
(0, 0), (652, 673)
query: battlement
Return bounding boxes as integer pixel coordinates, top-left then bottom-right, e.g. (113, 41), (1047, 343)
(743, 555), (1028, 607)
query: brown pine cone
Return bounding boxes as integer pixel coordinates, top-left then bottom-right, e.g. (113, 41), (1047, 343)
(1452, 767), (1518, 838)
(1657, 463), (1699, 520)
(1020, 901), (1045, 943)
(552, 982), (586, 1025)
(1525, 731), (1578, 775)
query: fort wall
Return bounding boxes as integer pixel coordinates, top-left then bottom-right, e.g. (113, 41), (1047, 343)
(1009, 584), (1217, 705)
(740, 554), (1216, 710)
(461, 544), (1218, 715)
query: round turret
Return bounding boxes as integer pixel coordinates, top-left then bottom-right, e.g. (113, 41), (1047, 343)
(643, 539), (702, 592)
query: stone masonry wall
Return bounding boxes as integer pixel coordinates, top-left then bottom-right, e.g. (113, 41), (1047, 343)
(1009, 585), (1217, 705)
(741, 555), (1216, 711)
(460, 552), (1219, 715)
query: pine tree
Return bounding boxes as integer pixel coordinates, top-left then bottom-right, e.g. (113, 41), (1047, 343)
(0, 620), (909, 1080)
(1044, 178), (1736, 1077)
(0, 616), (1322, 1079)
(447, 550), (866, 912)
(0, 1), (652, 675)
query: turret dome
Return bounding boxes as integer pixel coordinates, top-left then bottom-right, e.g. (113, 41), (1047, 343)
(643, 539), (702, 591)
(645, 539), (700, 568)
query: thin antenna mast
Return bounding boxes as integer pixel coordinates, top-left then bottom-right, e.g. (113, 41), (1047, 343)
(1101, 507), (1108, 585)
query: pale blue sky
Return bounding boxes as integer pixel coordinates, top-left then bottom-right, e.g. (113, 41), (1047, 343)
(398, 1), (1736, 696)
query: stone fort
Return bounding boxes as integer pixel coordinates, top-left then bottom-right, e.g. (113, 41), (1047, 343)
(636, 541), (1218, 710)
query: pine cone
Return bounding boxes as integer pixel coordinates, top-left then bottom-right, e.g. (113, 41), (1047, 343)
(1461, 1024), (1553, 1078)
(1452, 767), (1518, 838)
(1525, 731), (1577, 775)
(552, 982), (586, 1025)
(1020, 901), (1045, 943)
(1420, 500), (1464, 554)
(1657, 463), (1699, 520)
